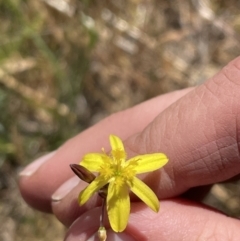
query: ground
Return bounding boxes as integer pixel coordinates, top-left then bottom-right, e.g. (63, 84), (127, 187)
(0, 0), (240, 240)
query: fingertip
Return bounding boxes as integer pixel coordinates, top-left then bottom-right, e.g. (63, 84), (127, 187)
(19, 175), (52, 212)
(18, 146), (79, 212)
(18, 152), (58, 212)
(19, 152), (56, 177)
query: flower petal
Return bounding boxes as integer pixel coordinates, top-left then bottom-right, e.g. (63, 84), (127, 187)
(109, 135), (125, 152)
(78, 176), (108, 205)
(129, 153), (168, 174)
(107, 182), (130, 232)
(130, 177), (159, 212)
(110, 135), (126, 161)
(80, 153), (109, 172)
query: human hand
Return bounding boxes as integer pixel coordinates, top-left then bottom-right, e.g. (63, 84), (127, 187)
(19, 57), (240, 240)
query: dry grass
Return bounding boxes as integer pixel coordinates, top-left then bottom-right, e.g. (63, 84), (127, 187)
(1, 0), (240, 240)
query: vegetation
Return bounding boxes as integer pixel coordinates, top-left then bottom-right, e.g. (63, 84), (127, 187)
(1, 0), (240, 240)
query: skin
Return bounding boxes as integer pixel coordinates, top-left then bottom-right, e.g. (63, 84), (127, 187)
(19, 56), (240, 240)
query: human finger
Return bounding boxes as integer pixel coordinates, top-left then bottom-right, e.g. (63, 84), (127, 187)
(124, 56), (240, 198)
(52, 56), (240, 225)
(19, 87), (192, 212)
(64, 198), (240, 241)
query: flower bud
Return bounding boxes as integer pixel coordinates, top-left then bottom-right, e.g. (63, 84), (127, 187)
(98, 226), (107, 241)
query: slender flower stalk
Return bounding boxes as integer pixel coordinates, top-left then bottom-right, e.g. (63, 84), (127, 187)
(98, 198), (107, 241)
(73, 135), (168, 233)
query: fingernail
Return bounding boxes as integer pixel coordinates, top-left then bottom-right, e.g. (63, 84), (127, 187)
(19, 151), (56, 177)
(87, 230), (136, 241)
(51, 176), (80, 202)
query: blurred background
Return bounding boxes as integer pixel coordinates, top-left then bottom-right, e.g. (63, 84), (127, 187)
(1, 0), (240, 240)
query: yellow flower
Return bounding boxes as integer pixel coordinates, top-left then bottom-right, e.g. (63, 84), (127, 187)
(78, 135), (168, 232)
